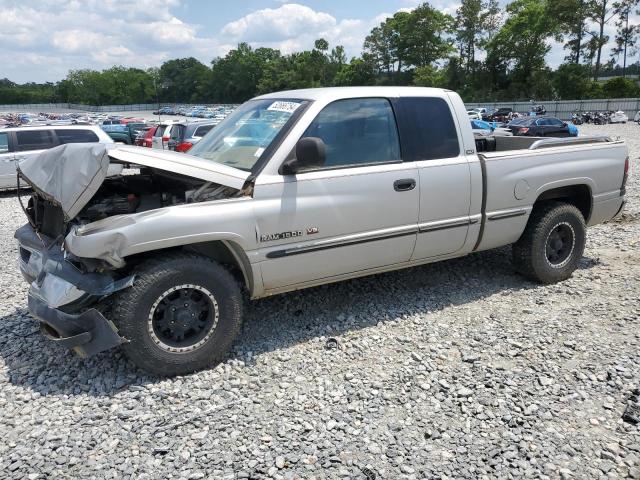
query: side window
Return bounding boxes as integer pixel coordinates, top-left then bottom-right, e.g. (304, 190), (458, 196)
(549, 118), (563, 126)
(154, 125), (166, 137)
(56, 129), (99, 144)
(397, 97), (459, 161)
(170, 124), (185, 142)
(0, 133), (9, 153)
(301, 98), (401, 168)
(15, 130), (57, 152)
(194, 125), (214, 137)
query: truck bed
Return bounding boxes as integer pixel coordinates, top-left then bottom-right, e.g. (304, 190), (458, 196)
(475, 134), (613, 153)
(474, 136), (627, 252)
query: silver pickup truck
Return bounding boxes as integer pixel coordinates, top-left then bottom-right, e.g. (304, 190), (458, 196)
(14, 87), (629, 375)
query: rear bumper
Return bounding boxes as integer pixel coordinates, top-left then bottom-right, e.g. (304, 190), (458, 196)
(28, 293), (125, 358)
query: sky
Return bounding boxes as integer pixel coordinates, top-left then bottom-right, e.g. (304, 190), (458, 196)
(0, 0), (636, 84)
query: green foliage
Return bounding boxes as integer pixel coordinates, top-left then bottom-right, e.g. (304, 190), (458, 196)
(2, 0), (640, 105)
(553, 63), (591, 99)
(601, 76), (640, 97)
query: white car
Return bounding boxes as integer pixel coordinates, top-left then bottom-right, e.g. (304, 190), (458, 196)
(609, 111), (628, 123)
(0, 125), (117, 190)
(468, 110), (481, 120)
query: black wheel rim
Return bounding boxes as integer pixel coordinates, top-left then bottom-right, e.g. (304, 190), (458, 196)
(148, 284), (219, 353)
(545, 222), (575, 267)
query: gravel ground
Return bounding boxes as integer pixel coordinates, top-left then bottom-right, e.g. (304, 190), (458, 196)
(0, 123), (638, 479)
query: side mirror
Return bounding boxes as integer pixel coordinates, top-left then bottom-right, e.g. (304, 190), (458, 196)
(280, 137), (326, 175)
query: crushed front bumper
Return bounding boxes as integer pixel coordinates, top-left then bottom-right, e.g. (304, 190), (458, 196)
(15, 223), (133, 357)
(28, 293), (125, 358)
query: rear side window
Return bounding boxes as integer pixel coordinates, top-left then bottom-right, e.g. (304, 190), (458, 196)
(0, 132), (9, 153)
(15, 130), (57, 152)
(56, 129), (99, 144)
(154, 125), (166, 137)
(194, 125), (214, 137)
(397, 97), (460, 161)
(170, 124), (185, 142)
(301, 98), (401, 168)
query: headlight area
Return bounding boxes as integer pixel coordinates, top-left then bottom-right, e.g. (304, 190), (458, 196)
(15, 223), (135, 357)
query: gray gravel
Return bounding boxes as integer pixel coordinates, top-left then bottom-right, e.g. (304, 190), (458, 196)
(0, 123), (639, 479)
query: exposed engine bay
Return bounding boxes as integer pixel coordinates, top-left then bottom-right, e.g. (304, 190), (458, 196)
(26, 166), (239, 239)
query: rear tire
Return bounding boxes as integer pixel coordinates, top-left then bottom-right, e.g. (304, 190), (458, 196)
(113, 253), (243, 376)
(512, 202), (586, 284)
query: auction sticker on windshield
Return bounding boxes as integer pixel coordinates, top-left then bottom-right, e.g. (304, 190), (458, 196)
(267, 101), (301, 113)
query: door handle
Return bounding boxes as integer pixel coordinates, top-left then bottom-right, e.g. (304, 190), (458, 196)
(393, 178), (416, 192)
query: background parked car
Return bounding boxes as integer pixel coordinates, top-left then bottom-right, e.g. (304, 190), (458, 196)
(608, 110), (628, 123)
(0, 125), (117, 190)
(488, 107), (513, 122)
(507, 117), (574, 137)
(153, 106), (173, 115)
(470, 119), (513, 136)
(101, 122), (147, 144)
(152, 120), (216, 151)
(135, 125), (157, 147)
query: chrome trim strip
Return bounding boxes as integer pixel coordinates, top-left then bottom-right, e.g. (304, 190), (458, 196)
(265, 225), (418, 259)
(418, 217), (475, 233)
(487, 209), (528, 221)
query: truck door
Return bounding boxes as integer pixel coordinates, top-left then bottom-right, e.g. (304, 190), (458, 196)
(395, 96), (473, 260)
(0, 131), (15, 189)
(255, 97), (419, 291)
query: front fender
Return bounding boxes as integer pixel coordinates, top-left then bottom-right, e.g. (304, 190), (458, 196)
(65, 197), (257, 267)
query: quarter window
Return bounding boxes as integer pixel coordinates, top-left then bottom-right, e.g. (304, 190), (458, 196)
(397, 97), (460, 161)
(15, 130), (57, 152)
(56, 129), (99, 144)
(301, 98), (401, 168)
(194, 125), (214, 137)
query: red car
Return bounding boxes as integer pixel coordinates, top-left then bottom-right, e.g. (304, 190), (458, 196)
(135, 125), (157, 147)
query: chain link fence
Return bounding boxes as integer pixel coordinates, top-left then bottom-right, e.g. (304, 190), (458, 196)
(466, 98), (640, 120)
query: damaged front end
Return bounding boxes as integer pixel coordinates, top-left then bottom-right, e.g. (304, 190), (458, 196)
(16, 223), (133, 357)
(15, 143), (247, 357)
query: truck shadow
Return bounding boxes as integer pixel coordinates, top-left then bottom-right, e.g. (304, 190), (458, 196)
(0, 247), (601, 397)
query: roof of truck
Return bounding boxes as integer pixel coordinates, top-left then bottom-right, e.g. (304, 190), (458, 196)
(255, 86), (453, 101)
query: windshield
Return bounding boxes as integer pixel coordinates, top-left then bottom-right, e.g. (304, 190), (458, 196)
(188, 98), (306, 171)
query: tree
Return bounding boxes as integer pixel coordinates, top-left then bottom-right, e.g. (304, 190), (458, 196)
(456, 0), (484, 72)
(364, 4), (454, 77)
(610, 0), (639, 76)
(601, 75), (640, 96)
(553, 63), (591, 98)
(486, 0), (561, 97)
(549, 0), (591, 63)
(588, 0), (618, 80)
(334, 56), (376, 86)
(159, 58), (210, 102)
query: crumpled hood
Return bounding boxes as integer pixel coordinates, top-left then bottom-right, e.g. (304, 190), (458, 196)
(18, 143), (112, 221)
(107, 146), (250, 189)
(17, 143), (250, 222)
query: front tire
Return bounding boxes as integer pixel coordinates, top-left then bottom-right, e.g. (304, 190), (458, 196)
(113, 253), (243, 376)
(512, 202), (586, 284)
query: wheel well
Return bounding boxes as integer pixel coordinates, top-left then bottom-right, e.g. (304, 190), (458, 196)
(534, 185), (592, 221)
(124, 241), (253, 295)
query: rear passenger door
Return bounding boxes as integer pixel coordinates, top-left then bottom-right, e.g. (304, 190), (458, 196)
(395, 97), (473, 261)
(0, 132), (15, 189)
